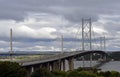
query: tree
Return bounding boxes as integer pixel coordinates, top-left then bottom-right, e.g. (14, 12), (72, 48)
(31, 68), (52, 77)
(0, 61), (27, 77)
(51, 70), (68, 77)
(79, 71), (98, 77)
(68, 70), (80, 77)
(110, 71), (120, 77)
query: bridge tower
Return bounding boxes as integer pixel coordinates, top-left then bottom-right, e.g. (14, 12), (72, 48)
(82, 18), (92, 51)
(9, 28), (14, 60)
(100, 36), (106, 50)
(81, 18), (93, 67)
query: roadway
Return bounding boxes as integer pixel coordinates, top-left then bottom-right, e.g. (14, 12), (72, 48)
(14, 50), (107, 67)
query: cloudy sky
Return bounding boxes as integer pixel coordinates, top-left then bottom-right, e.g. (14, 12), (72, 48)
(0, 0), (120, 52)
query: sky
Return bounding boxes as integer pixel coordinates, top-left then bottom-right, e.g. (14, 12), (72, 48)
(0, 0), (120, 52)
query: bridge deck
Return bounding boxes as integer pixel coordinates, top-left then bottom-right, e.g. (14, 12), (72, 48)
(13, 50), (107, 67)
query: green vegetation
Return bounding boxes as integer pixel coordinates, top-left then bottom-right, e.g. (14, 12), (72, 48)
(0, 61), (120, 77)
(31, 67), (120, 77)
(0, 61), (27, 77)
(31, 68), (52, 77)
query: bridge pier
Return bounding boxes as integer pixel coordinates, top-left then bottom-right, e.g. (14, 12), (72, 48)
(62, 60), (66, 71)
(56, 61), (60, 70)
(59, 60), (66, 71)
(21, 50), (109, 77)
(68, 57), (74, 71)
(34, 65), (40, 71)
(48, 60), (66, 71)
(40, 63), (51, 70)
(82, 56), (85, 67)
(90, 53), (93, 67)
(99, 54), (107, 61)
(51, 61), (60, 71)
(39, 64), (42, 68)
(43, 63), (48, 69)
(103, 54), (108, 61)
(58, 60), (62, 70)
(25, 66), (34, 77)
(46, 63), (50, 71)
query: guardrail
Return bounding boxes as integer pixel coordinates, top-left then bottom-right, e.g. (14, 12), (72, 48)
(16, 53), (71, 65)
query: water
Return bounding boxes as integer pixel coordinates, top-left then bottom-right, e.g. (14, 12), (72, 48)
(65, 61), (98, 70)
(73, 61), (120, 72)
(74, 61), (98, 69)
(99, 61), (120, 72)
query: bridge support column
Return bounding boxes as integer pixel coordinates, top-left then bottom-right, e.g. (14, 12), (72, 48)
(58, 60), (61, 70)
(34, 65), (40, 71)
(101, 54), (106, 61)
(41, 63), (50, 70)
(104, 55), (107, 61)
(82, 56), (85, 67)
(51, 63), (54, 71)
(43, 63), (48, 69)
(60, 60), (65, 71)
(39, 64), (42, 68)
(39, 64), (47, 69)
(46, 63), (50, 70)
(51, 61), (60, 71)
(90, 53), (93, 67)
(49, 63), (53, 71)
(57, 61), (61, 70)
(68, 57), (74, 71)
(63, 60), (65, 71)
(38, 63), (50, 70)
(25, 66), (34, 77)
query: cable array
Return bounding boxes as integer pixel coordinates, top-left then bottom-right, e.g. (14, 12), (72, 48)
(74, 18), (105, 51)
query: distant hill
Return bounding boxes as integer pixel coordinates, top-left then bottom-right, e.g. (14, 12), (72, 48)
(109, 51), (120, 61)
(0, 51), (70, 56)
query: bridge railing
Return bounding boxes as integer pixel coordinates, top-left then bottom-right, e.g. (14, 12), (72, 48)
(16, 51), (82, 63)
(15, 52), (71, 64)
(13, 50), (106, 66)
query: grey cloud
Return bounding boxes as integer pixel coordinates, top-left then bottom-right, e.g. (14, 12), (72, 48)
(0, 0), (120, 51)
(104, 22), (120, 36)
(0, 0), (120, 22)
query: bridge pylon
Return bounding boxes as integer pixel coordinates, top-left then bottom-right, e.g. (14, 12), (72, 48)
(82, 18), (92, 51)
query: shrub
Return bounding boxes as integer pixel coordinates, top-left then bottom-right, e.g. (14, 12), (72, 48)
(51, 71), (68, 77)
(0, 61), (27, 77)
(31, 68), (52, 77)
(110, 71), (120, 77)
(79, 71), (98, 77)
(68, 70), (80, 77)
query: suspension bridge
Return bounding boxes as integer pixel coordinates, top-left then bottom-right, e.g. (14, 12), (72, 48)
(4, 18), (110, 77)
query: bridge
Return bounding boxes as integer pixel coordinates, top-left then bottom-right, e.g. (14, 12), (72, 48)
(6, 18), (110, 77)
(12, 50), (109, 77)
